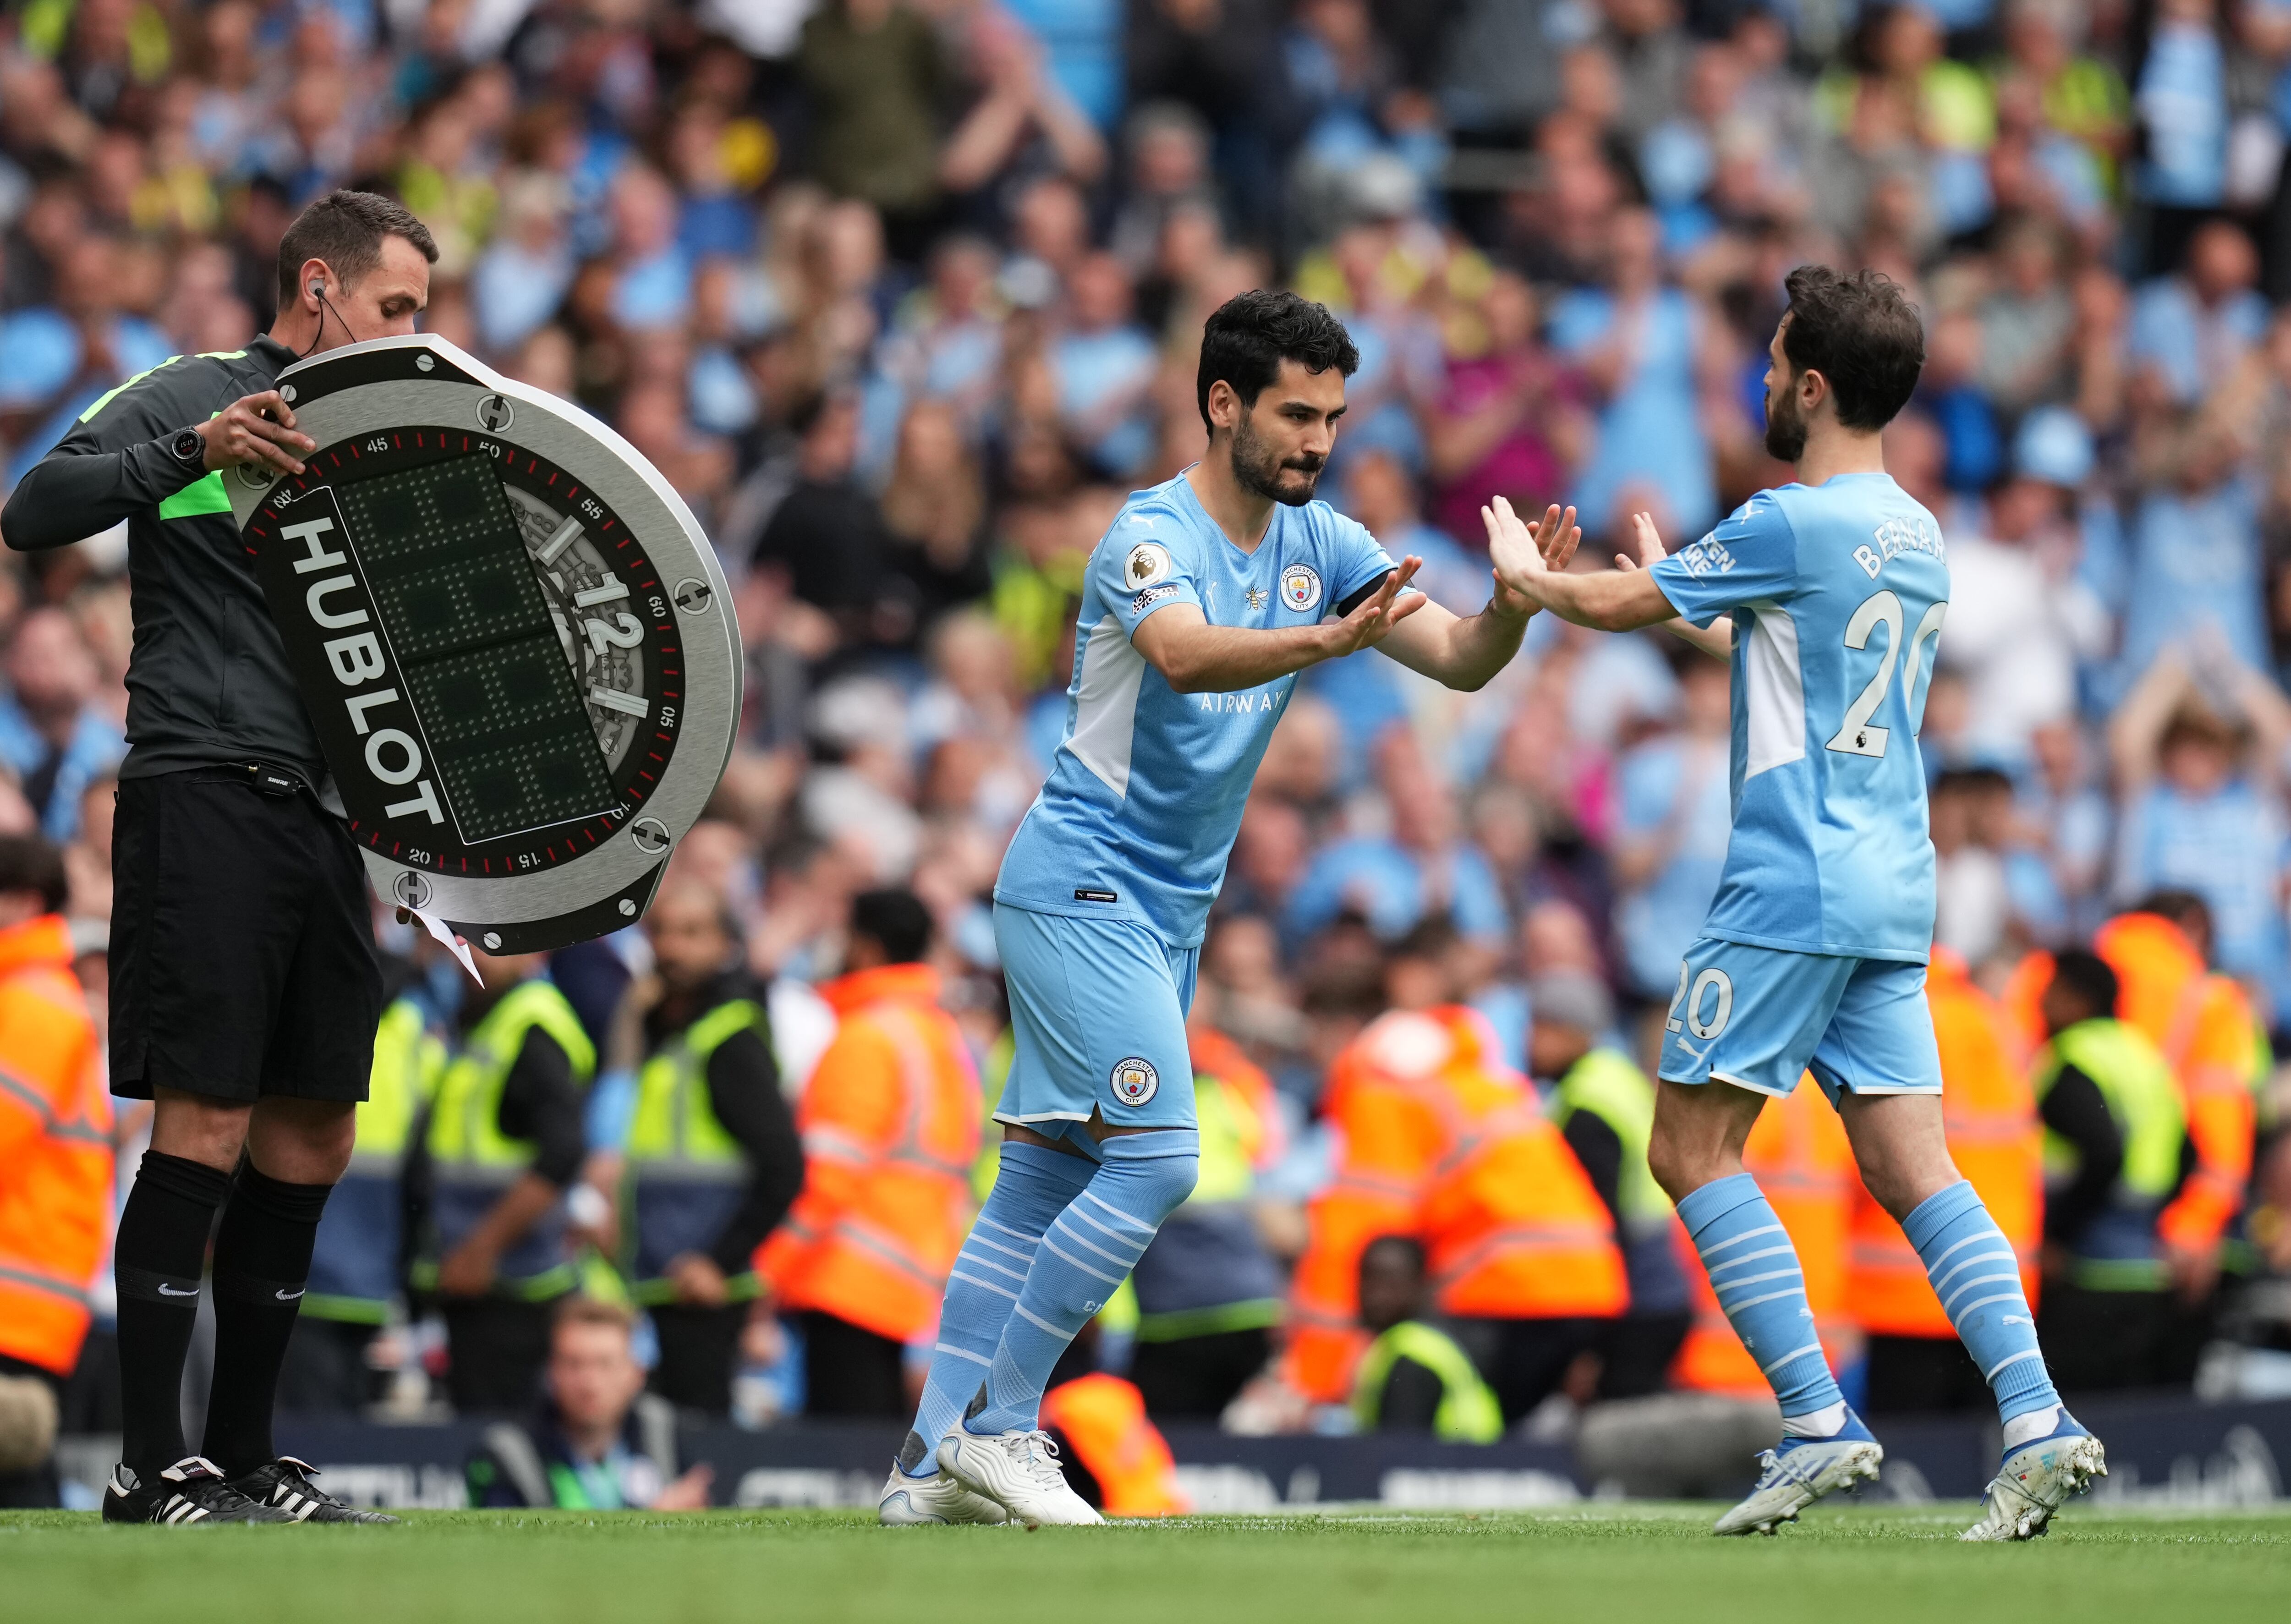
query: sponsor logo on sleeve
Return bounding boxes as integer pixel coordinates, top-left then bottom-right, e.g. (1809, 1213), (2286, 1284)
(1279, 564), (1323, 612)
(1675, 538), (1736, 577)
(1130, 582), (1178, 614)
(1125, 542), (1173, 587)
(1109, 1057), (1160, 1106)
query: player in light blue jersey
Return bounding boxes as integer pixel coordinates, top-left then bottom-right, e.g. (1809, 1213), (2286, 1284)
(1490, 266), (2104, 1542)
(879, 290), (1575, 1529)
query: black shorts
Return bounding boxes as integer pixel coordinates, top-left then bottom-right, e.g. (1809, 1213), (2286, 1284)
(110, 767), (382, 1103)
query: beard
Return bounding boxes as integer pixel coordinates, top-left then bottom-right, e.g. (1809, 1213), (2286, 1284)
(1232, 412), (1325, 506)
(1763, 382), (1808, 463)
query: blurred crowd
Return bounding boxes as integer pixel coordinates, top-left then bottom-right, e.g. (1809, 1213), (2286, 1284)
(10, 0), (2291, 1489)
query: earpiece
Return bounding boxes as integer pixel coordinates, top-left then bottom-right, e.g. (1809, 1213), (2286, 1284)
(301, 274), (338, 356)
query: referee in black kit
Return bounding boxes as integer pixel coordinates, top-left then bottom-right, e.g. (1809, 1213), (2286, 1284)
(0, 192), (435, 1525)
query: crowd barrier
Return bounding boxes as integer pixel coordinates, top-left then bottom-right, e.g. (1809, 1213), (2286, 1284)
(50, 1393), (2288, 1512)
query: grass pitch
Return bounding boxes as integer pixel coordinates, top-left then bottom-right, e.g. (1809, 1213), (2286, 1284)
(5, 1503), (2284, 1624)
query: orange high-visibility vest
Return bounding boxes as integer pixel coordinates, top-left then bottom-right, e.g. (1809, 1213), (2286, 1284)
(1186, 1024), (1284, 1171)
(1672, 1073), (1853, 1396)
(1998, 949), (2053, 1066)
(1848, 949), (2042, 1338)
(2094, 914), (2258, 1251)
(1284, 1007), (1625, 1402)
(758, 963), (981, 1343)
(0, 914), (110, 1377)
(1041, 1372), (1189, 1516)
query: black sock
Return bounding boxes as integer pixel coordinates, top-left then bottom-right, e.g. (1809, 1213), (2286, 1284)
(114, 1151), (231, 1481)
(201, 1166), (333, 1475)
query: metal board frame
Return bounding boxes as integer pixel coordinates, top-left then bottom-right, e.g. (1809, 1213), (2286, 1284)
(228, 334), (740, 945)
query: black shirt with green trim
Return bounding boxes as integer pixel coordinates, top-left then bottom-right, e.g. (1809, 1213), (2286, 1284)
(0, 337), (327, 783)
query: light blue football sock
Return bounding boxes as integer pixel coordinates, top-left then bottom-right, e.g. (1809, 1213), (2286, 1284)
(1677, 1172), (1846, 1427)
(1902, 1179), (2060, 1425)
(965, 1129), (1198, 1437)
(900, 1140), (1095, 1475)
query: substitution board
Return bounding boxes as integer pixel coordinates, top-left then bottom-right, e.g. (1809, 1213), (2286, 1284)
(224, 334), (740, 953)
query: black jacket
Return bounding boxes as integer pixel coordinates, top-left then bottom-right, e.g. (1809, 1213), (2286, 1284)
(1, 337), (327, 783)
(466, 1393), (684, 1508)
(643, 968), (806, 1274)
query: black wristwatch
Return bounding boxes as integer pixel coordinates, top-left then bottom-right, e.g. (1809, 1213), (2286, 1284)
(167, 428), (205, 470)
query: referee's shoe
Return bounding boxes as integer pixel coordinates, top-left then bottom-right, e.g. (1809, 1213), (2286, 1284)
(104, 1455), (400, 1524)
(103, 1457), (294, 1525)
(230, 1457), (401, 1523)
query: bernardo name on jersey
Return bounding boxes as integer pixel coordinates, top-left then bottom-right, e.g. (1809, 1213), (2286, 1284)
(1648, 472), (1949, 963)
(995, 471), (1402, 948)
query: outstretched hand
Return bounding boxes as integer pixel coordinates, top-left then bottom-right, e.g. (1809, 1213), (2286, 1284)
(1618, 510), (1732, 658)
(1321, 554), (1425, 657)
(1616, 511), (1668, 572)
(1482, 497), (1581, 608)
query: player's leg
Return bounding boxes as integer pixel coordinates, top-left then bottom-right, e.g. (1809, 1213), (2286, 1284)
(883, 902), (1096, 1525)
(884, 1140), (1093, 1523)
(1652, 1079), (1857, 1432)
(965, 1129), (1195, 1438)
(937, 914), (1199, 1526)
(1820, 958), (2102, 1541)
(1649, 938), (1881, 1535)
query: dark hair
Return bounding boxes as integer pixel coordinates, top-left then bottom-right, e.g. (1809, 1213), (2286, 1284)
(1196, 289), (1359, 430)
(1359, 1233), (1427, 1280)
(850, 888), (933, 966)
(2049, 949), (2120, 1021)
(1931, 765), (2012, 799)
(1300, 958), (1386, 1022)
(1780, 264), (1925, 432)
(0, 836), (66, 915)
(1391, 915), (1459, 961)
(2133, 889), (2213, 938)
(275, 190), (439, 309)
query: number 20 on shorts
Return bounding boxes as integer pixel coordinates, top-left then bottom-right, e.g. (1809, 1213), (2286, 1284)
(1667, 963), (1735, 1040)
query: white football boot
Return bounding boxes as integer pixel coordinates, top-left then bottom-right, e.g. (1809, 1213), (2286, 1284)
(937, 1429), (1104, 1529)
(1712, 1412), (1884, 1536)
(1960, 1412), (2106, 1541)
(877, 1461), (1009, 1525)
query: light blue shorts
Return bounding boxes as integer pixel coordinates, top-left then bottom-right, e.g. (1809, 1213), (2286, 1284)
(994, 901), (1199, 1136)
(1655, 936), (1941, 1104)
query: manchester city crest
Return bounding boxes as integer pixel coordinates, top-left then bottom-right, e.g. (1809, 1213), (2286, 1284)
(1279, 564), (1323, 613)
(1109, 1056), (1160, 1106)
